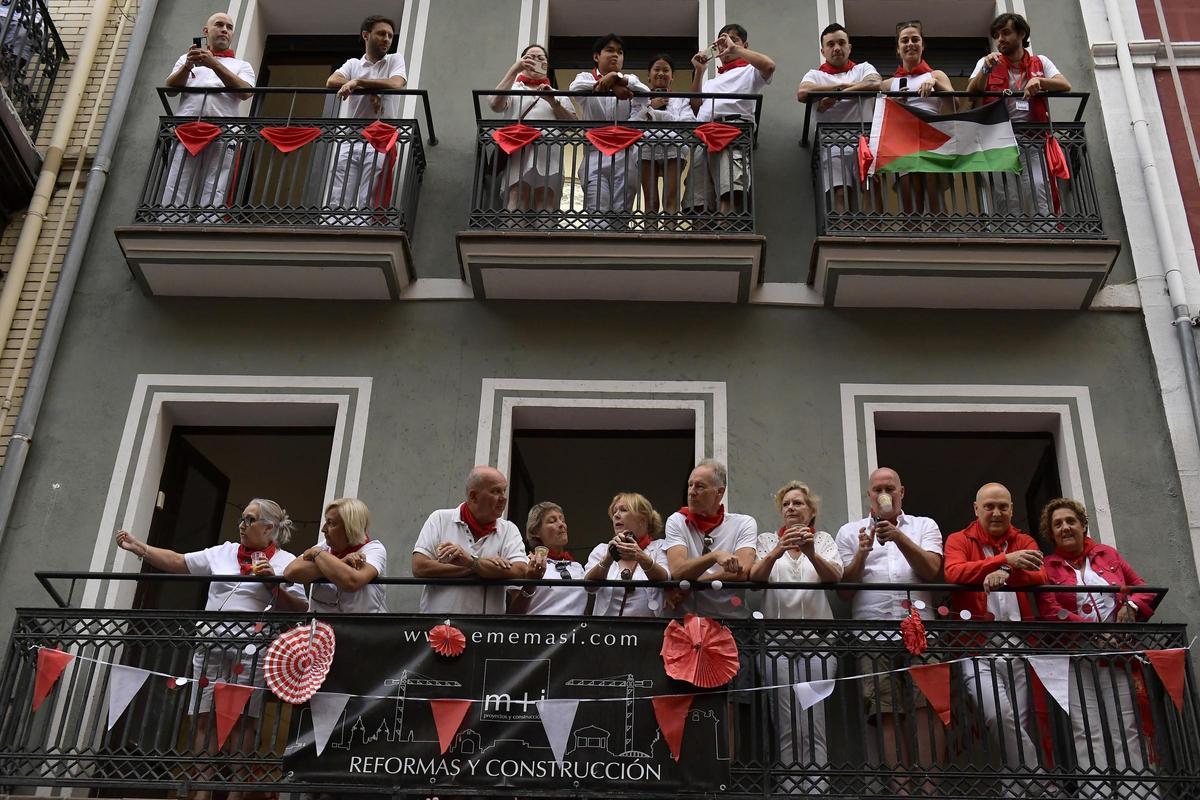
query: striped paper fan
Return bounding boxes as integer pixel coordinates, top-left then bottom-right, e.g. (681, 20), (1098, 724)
(264, 621), (336, 704)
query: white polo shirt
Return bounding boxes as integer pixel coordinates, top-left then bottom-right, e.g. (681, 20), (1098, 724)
(513, 559), (588, 616)
(969, 54), (1060, 123)
(696, 62), (770, 123)
(334, 52), (407, 118)
(586, 539), (671, 617)
(663, 510), (757, 618)
(308, 538), (388, 614)
(568, 70), (650, 121)
(835, 513), (943, 621)
(414, 506), (529, 615)
(183, 541), (305, 612)
(800, 61), (880, 124)
(170, 54), (255, 117)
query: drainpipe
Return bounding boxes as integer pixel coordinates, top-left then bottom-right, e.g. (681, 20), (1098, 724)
(0, 0), (158, 545)
(1103, 0), (1200, 441)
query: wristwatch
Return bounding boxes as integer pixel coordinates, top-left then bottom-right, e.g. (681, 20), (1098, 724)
(1125, 600), (1138, 612)
(997, 564), (1013, 574)
(468, 554), (480, 572)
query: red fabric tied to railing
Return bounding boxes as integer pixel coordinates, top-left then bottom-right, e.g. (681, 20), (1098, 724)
(174, 121), (222, 156)
(491, 123), (542, 155)
(586, 125), (644, 156)
(362, 119), (399, 153)
(857, 134), (874, 183)
(259, 126), (321, 153)
(360, 120), (400, 211)
(692, 121), (742, 153)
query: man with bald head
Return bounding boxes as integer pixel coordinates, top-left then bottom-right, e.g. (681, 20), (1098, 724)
(412, 466), (529, 614)
(944, 482), (1047, 791)
(161, 12), (254, 213)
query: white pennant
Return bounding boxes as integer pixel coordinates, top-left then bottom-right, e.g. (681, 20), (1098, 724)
(536, 699), (580, 764)
(1026, 655), (1072, 713)
(310, 692), (352, 756)
(107, 665), (151, 730)
(793, 680), (836, 710)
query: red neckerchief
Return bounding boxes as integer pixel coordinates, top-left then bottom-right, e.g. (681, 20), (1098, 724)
(636, 534), (653, 550)
(717, 58), (750, 74)
(237, 542), (277, 575)
(210, 49), (236, 59)
(330, 535), (371, 559)
(984, 48), (1048, 121)
(894, 60), (933, 77)
(819, 59), (856, 75)
(459, 502), (496, 539)
(516, 73), (550, 87)
(1055, 536), (1097, 571)
(679, 505), (725, 534)
(547, 549), (574, 562)
(964, 519), (1020, 552)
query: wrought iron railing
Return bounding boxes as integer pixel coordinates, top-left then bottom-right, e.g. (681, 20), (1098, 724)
(802, 91), (1107, 239)
(132, 88), (434, 232)
(1, 573), (1195, 798)
(0, 0), (67, 138)
(468, 90), (761, 233)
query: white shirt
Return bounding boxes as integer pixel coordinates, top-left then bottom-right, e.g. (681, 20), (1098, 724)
(308, 538), (388, 614)
(568, 70), (650, 122)
(891, 71), (942, 115)
(663, 510), (757, 618)
(170, 53), (255, 118)
(969, 54), (1060, 123)
(334, 52), (407, 118)
(183, 541), (305, 612)
(586, 539), (671, 617)
(633, 95), (692, 123)
(696, 62), (770, 123)
(414, 506), (529, 614)
(513, 559), (588, 616)
(800, 62), (880, 124)
(1073, 559), (1117, 622)
(835, 513), (943, 621)
(755, 531), (842, 620)
(500, 81), (574, 121)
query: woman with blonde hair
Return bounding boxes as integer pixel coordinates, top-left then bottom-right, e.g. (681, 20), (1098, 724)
(508, 501), (588, 615)
(285, 497), (387, 613)
(585, 492), (670, 616)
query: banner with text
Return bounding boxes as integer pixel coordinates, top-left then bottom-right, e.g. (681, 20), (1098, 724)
(284, 617), (730, 791)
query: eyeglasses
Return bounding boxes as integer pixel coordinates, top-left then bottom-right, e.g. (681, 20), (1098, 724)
(239, 515), (259, 526)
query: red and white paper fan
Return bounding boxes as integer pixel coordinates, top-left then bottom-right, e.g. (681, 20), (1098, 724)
(264, 620), (336, 704)
(660, 614), (739, 688)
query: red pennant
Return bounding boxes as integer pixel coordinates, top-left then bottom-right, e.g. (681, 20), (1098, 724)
(174, 121), (223, 157)
(909, 663), (951, 726)
(692, 122), (742, 153)
(900, 607), (927, 655)
(362, 119), (399, 154)
(857, 134), (874, 183)
(586, 125), (644, 156)
(491, 123), (543, 155)
(651, 694), (694, 761)
(429, 699), (472, 754)
(213, 682), (254, 749)
(32, 648), (74, 711)
(1146, 649), (1188, 713)
(259, 126), (321, 153)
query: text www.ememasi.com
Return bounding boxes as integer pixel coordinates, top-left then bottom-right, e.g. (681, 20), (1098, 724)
(398, 629), (639, 648)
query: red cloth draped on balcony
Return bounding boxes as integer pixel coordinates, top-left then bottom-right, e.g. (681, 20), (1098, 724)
(362, 120), (400, 210)
(857, 134), (874, 182)
(692, 121), (742, 153)
(174, 120), (222, 156)
(1045, 133), (1070, 215)
(586, 125), (644, 156)
(259, 126), (322, 153)
(491, 122), (542, 154)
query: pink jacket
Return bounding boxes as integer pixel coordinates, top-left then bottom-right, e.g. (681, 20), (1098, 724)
(1037, 543), (1157, 622)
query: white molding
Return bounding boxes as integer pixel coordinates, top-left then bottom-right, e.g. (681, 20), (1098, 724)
(402, 0), (431, 119)
(518, 0), (533, 57)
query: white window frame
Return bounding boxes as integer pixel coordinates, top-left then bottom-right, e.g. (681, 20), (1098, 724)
(525, 0), (719, 62)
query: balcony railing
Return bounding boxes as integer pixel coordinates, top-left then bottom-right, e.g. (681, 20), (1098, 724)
(1, 573), (1197, 799)
(801, 91), (1105, 239)
(0, 0), (67, 138)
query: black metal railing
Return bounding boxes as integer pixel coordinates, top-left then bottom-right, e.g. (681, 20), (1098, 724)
(0, 0), (68, 138)
(802, 91), (1106, 239)
(1, 573), (1196, 798)
(133, 88), (435, 232)
(468, 90), (761, 233)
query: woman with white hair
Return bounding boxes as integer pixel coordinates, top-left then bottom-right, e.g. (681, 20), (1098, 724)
(507, 501), (588, 615)
(285, 497), (387, 613)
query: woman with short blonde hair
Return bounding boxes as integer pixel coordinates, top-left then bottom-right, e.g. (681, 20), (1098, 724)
(508, 501), (588, 615)
(284, 497), (387, 614)
(585, 492), (670, 616)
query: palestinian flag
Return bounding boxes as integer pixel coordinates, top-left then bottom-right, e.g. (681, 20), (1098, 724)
(865, 98), (1021, 177)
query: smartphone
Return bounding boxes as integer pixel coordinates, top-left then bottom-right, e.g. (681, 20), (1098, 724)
(532, 60), (548, 75)
(192, 35), (206, 49)
(705, 43), (721, 61)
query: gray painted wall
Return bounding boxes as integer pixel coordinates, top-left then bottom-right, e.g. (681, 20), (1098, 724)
(0, 1), (1189, 624)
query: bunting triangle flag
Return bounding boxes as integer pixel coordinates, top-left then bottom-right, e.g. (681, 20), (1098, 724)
(1146, 649), (1188, 713)
(174, 120), (223, 157)
(309, 692), (351, 756)
(259, 126), (322, 153)
(107, 665), (151, 729)
(1026, 655), (1072, 714)
(536, 699), (580, 764)
(909, 662), (952, 726)
(793, 680), (836, 710)
(586, 125), (644, 156)
(429, 699), (473, 754)
(33, 648), (75, 711)
(867, 98), (1019, 177)
(213, 682), (255, 749)
(651, 694), (694, 761)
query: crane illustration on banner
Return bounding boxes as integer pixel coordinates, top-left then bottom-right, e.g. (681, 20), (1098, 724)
(384, 669), (463, 743)
(565, 674), (653, 757)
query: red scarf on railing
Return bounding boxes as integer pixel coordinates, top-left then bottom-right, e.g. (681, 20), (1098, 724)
(984, 49), (1048, 122)
(330, 536), (371, 559)
(894, 60), (933, 77)
(717, 58), (749, 74)
(678, 505), (725, 534)
(236, 542), (277, 575)
(819, 59), (856, 75)
(460, 502), (496, 539)
(516, 73), (550, 87)
(1054, 536), (1097, 571)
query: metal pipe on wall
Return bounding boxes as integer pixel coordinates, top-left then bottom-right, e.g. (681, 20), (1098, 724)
(0, 0), (159, 547)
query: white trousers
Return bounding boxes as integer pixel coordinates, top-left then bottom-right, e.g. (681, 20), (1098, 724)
(161, 143), (237, 218)
(581, 147), (637, 220)
(326, 142), (387, 222)
(963, 658), (1042, 796)
(1070, 662), (1157, 799)
(986, 146), (1053, 218)
(767, 653), (834, 795)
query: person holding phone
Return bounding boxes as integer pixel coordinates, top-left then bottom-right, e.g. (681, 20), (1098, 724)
(488, 44), (576, 216)
(585, 492), (670, 616)
(507, 502), (588, 615)
(633, 54), (690, 227)
(160, 13), (254, 216)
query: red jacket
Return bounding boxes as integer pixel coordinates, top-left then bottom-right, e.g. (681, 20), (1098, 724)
(1037, 543), (1157, 622)
(944, 520), (1046, 621)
